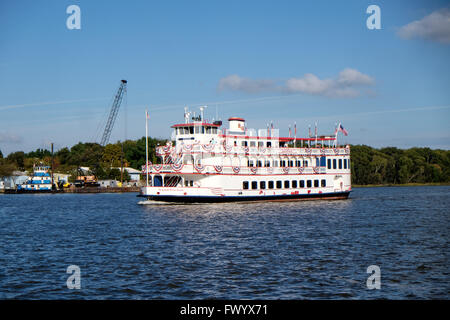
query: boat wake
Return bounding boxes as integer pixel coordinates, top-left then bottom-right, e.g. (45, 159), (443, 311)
(137, 200), (175, 205)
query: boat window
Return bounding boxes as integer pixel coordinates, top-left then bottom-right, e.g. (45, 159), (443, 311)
(195, 126), (200, 134)
(339, 159), (342, 169)
(251, 181), (258, 190)
(190, 180), (194, 187)
(344, 159), (347, 169)
(327, 159), (332, 169)
(206, 127), (211, 134)
(333, 159), (337, 169)
(267, 141), (271, 147)
(289, 160), (293, 167)
(243, 181), (249, 190)
(273, 160), (279, 167)
(276, 181), (282, 189)
(258, 141), (264, 147)
(304, 160), (308, 167)
(250, 141), (256, 147)
(265, 160), (270, 167)
(307, 180), (312, 188)
(260, 181), (266, 189)
(248, 160), (254, 167)
(257, 160), (262, 167)
(189, 127), (194, 134)
(284, 181), (290, 188)
(314, 180), (319, 188)
(242, 141), (248, 147)
(292, 180), (298, 188)
(300, 180), (305, 188)
(268, 181), (274, 189)
(321, 179), (326, 187)
(212, 128), (217, 134)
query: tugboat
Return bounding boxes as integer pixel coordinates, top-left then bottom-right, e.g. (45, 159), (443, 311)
(15, 164), (58, 193)
(139, 107), (351, 203)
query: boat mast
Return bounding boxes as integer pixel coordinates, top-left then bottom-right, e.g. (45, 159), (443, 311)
(145, 108), (149, 187)
(51, 142), (54, 191)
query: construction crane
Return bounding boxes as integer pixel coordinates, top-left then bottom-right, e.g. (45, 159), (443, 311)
(100, 79), (127, 146)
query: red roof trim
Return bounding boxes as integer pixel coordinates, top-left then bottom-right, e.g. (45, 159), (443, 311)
(228, 117), (245, 121)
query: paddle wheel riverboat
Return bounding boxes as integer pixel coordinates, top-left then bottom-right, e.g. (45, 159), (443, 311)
(140, 108), (351, 203)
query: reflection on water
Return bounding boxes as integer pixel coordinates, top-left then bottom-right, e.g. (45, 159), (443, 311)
(0, 186), (448, 299)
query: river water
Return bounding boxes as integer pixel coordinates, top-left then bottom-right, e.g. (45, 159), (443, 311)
(0, 186), (448, 299)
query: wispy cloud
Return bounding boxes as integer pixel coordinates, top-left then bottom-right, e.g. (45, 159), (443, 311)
(0, 98), (107, 111)
(0, 132), (23, 144)
(217, 68), (375, 98)
(397, 8), (450, 44)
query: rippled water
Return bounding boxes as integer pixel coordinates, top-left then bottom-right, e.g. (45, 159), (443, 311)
(0, 186), (448, 299)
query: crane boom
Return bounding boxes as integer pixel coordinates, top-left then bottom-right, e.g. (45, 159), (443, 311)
(100, 79), (127, 146)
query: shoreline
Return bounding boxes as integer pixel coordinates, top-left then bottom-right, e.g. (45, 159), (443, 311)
(353, 182), (450, 188)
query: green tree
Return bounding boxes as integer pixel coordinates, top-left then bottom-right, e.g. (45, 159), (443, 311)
(6, 151), (25, 170)
(0, 159), (15, 178)
(102, 144), (123, 167)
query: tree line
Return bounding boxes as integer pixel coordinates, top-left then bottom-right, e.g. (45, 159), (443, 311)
(0, 137), (165, 182)
(350, 145), (450, 185)
(1, 141), (449, 185)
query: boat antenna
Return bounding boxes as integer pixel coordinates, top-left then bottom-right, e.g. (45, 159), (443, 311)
(200, 105), (207, 122)
(51, 142), (54, 191)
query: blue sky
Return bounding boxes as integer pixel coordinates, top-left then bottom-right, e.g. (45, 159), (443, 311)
(1, 0), (449, 155)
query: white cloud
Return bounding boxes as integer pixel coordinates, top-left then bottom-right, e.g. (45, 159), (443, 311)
(218, 68), (375, 98)
(397, 8), (450, 44)
(217, 74), (275, 93)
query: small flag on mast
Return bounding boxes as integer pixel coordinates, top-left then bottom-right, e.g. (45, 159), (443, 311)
(335, 124), (348, 136)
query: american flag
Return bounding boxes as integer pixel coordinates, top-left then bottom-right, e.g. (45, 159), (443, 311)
(336, 124), (348, 136)
(146, 109), (150, 119)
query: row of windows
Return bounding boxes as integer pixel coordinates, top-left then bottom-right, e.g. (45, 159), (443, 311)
(176, 126), (218, 135)
(327, 158), (349, 170)
(240, 141), (272, 148)
(243, 179), (326, 190)
(247, 159), (309, 167)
